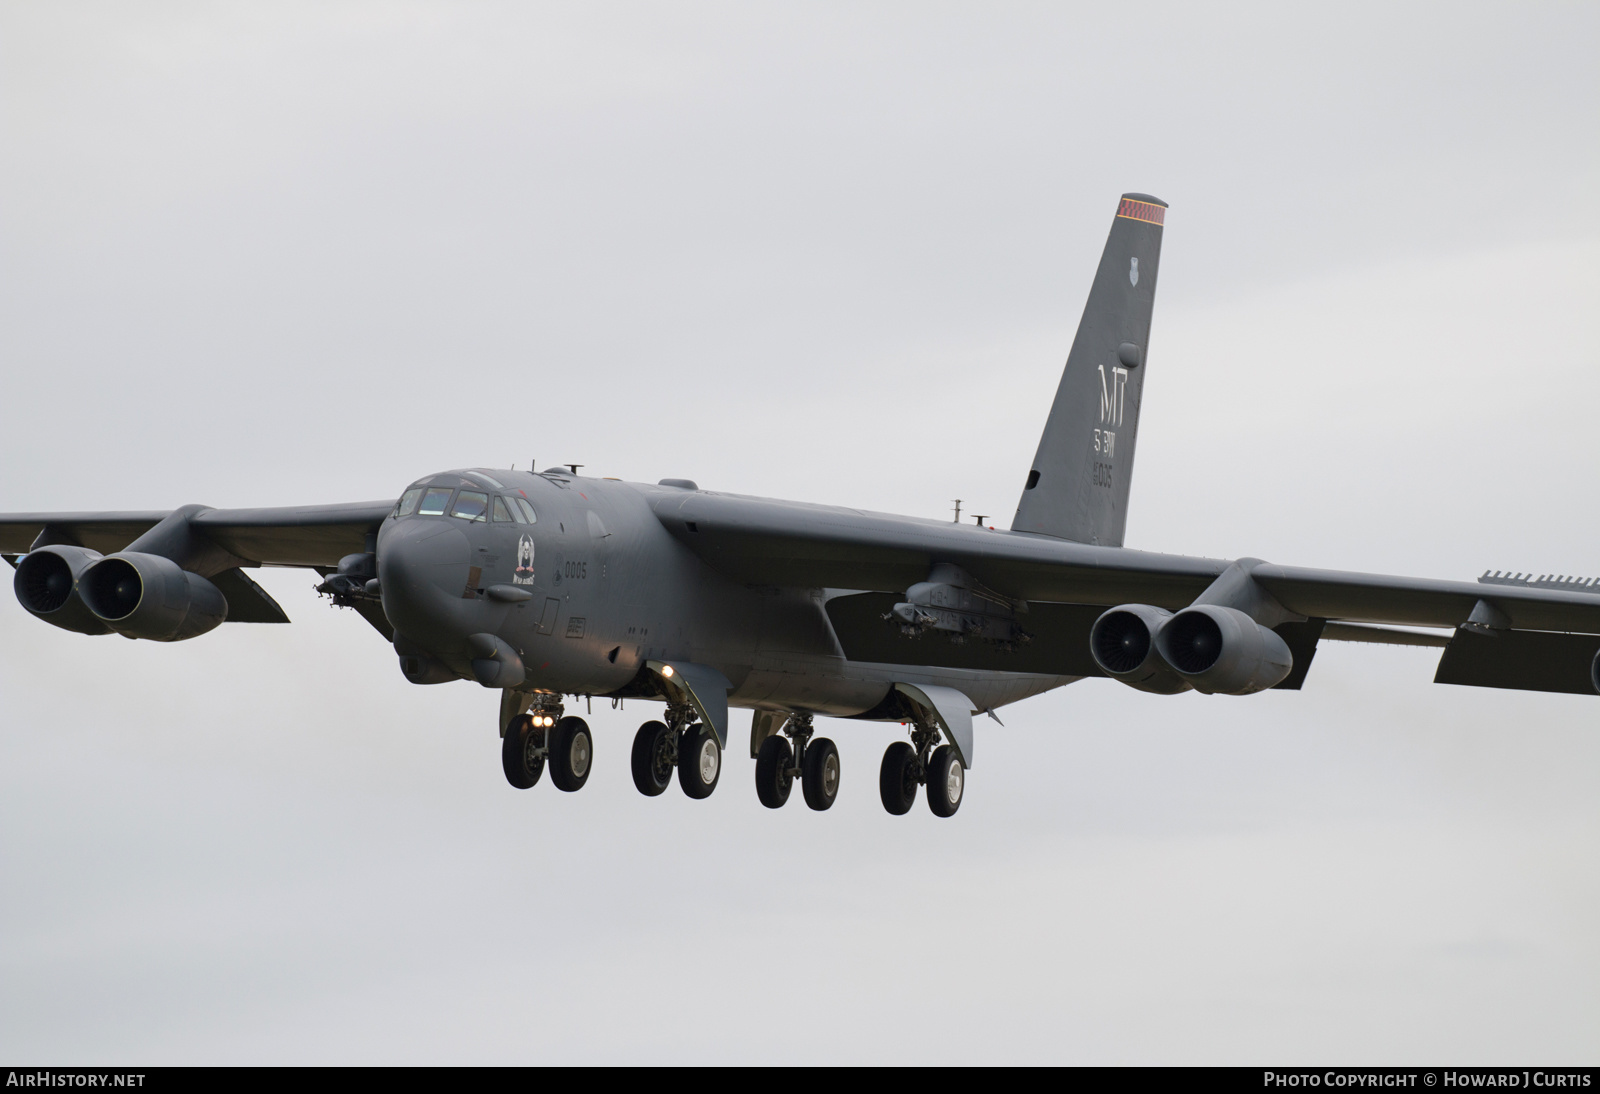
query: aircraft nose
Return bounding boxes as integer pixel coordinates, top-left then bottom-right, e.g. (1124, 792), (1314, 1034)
(378, 520), (473, 644)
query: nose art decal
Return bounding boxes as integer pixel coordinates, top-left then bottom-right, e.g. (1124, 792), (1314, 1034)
(514, 535), (536, 585)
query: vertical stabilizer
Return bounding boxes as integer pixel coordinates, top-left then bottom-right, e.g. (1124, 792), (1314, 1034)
(1011, 194), (1166, 545)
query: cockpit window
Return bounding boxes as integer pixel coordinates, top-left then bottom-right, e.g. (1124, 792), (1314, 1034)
(492, 497), (514, 523)
(451, 490), (490, 521)
(418, 487), (454, 516)
(514, 497), (538, 524)
(395, 488), (423, 517)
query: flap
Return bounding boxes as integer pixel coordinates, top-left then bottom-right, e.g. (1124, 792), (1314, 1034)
(209, 568), (290, 624)
(1434, 629), (1600, 695)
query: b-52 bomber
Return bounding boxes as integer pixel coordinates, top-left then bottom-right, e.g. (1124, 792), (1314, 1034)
(7, 194), (1599, 819)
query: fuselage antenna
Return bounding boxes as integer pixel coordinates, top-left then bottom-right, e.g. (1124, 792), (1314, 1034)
(952, 499), (962, 523)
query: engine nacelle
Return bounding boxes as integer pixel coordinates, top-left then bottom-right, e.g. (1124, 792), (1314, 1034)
(13, 545), (113, 635)
(1155, 604), (1293, 695)
(1089, 605), (1192, 694)
(79, 553), (227, 642)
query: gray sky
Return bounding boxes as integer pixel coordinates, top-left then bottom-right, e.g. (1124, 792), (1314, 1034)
(2, 1), (1597, 1063)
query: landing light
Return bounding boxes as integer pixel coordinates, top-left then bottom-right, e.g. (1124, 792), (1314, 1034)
(661, 665), (675, 678)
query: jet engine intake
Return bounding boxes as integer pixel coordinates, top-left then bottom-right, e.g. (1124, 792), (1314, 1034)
(13, 545), (113, 635)
(1088, 604), (1191, 694)
(79, 553), (227, 642)
(1155, 604), (1293, 695)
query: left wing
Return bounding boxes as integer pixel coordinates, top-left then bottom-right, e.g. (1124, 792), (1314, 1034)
(647, 487), (1600, 632)
(646, 486), (1600, 694)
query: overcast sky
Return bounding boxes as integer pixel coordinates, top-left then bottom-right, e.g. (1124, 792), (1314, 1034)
(2, 1), (1597, 1063)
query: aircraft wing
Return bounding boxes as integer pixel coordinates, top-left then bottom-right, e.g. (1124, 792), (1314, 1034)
(648, 489), (1600, 630)
(1248, 565), (1600, 632)
(648, 489), (1227, 605)
(649, 488), (1600, 695)
(188, 502), (397, 568)
(0, 513), (170, 557)
(0, 501), (395, 568)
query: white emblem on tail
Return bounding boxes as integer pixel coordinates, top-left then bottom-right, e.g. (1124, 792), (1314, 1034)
(1129, 256), (1139, 286)
(1098, 364), (1128, 427)
(513, 535), (536, 585)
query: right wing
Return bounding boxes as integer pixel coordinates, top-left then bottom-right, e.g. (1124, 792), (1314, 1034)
(3, 500), (395, 630)
(1, 501), (395, 567)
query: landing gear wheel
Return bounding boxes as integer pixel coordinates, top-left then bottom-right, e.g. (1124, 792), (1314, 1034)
(926, 744), (963, 818)
(879, 740), (918, 816)
(549, 716), (593, 792)
(631, 720), (674, 797)
(801, 737), (840, 812)
(754, 734), (794, 809)
(501, 713), (544, 790)
(678, 724), (721, 800)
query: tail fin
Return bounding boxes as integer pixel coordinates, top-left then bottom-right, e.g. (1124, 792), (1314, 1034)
(1011, 193), (1166, 546)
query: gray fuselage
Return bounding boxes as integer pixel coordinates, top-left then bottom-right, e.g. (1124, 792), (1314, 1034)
(378, 468), (1075, 719)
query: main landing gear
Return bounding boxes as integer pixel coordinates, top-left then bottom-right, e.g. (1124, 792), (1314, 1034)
(503, 699), (593, 793)
(879, 719), (963, 818)
(630, 703), (722, 800)
(754, 713), (840, 812)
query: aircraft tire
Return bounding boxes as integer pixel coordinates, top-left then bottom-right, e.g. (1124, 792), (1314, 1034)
(630, 720), (674, 797)
(754, 734), (793, 809)
(801, 737), (840, 812)
(678, 724), (721, 800)
(878, 741), (918, 816)
(926, 744), (963, 818)
(501, 714), (544, 790)
(549, 716), (593, 793)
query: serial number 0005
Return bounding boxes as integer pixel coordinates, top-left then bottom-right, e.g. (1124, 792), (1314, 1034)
(1093, 461), (1114, 489)
(563, 560), (588, 580)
